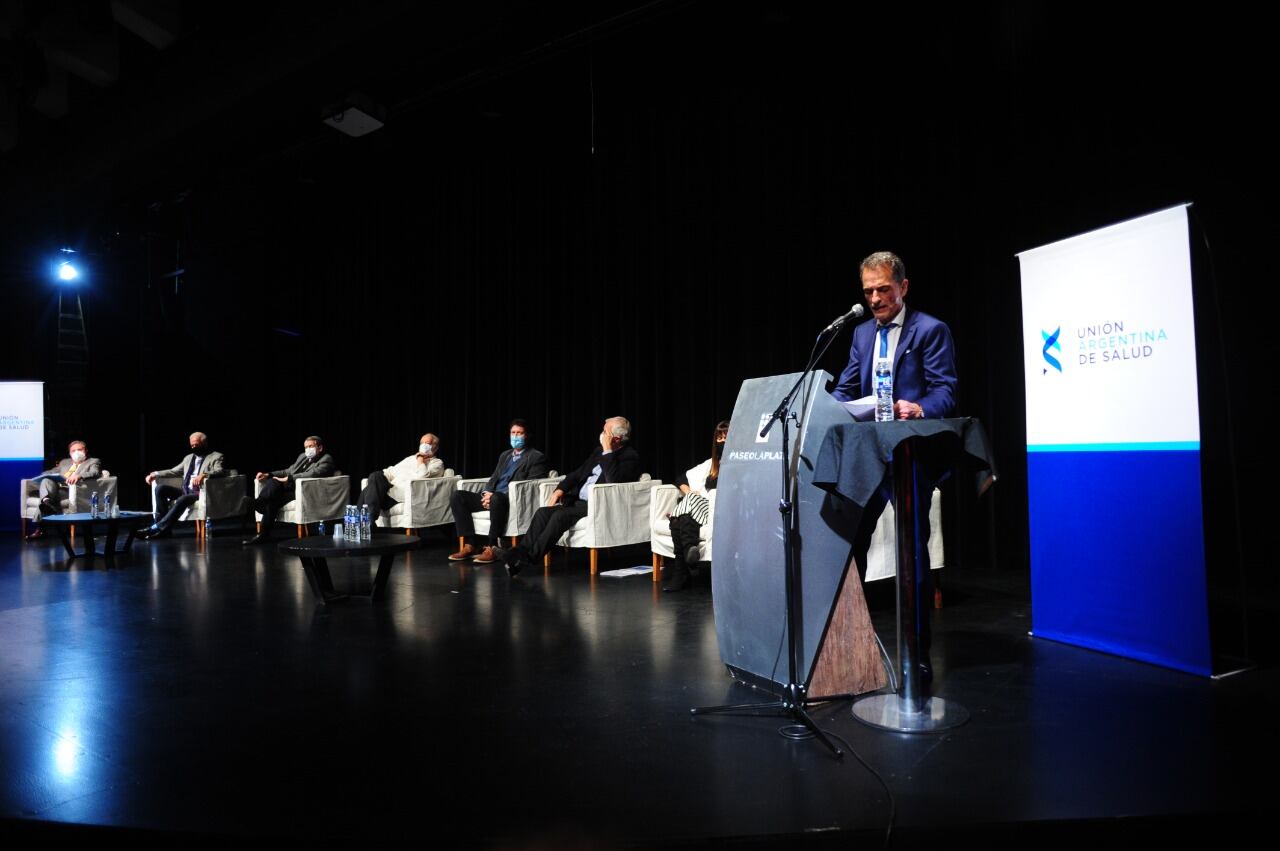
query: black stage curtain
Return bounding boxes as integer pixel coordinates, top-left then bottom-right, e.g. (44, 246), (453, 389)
(2, 3), (1275, 622)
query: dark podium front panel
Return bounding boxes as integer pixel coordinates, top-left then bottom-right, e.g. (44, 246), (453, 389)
(710, 371), (861, 692)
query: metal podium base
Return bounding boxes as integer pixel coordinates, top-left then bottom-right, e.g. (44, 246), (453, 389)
(851, 693), (970, 733)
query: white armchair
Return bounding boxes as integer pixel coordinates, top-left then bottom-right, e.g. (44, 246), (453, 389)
(454, 473), (559, 547)
(360, 470), (461, 534)
(546, 475), (662, 575)
(863, 487), (945, 583)
(647, 485), (943, 586)
(150, 473), (248, 540)
(20, 471), (119, 538)
(255, 475), (350, 537)
(649, 485), (717, 584)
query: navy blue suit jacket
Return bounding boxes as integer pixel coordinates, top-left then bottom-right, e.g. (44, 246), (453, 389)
(831, 307), (958, 419)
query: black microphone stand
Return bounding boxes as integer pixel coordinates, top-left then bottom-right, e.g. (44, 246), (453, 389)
(691, 311), (860, 758)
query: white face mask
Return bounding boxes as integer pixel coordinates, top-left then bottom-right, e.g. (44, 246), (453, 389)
(304, 446), (318, 459)
(419, 443), (434, 456)
(71, 450), (86, 462)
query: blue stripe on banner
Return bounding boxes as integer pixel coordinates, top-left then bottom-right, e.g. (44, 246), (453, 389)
(1028, 449), (1211, 676)
(1027, 442), (1200, 453)
(0, 457), (44, 462)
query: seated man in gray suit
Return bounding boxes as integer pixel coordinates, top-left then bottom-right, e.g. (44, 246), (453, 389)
(242, 435), (337, 545)
(27, 439), (104, 539)
(448, 419), (548, 564)
(138, 432), (226, 539)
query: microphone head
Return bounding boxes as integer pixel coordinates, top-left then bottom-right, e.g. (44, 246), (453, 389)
(849, 304), (865, 318)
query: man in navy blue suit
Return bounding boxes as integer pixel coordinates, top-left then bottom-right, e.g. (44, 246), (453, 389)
(831, 251), (957, 417)
(832, 251), (957, 681)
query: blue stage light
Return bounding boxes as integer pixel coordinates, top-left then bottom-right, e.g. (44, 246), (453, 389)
(57, 261), (79, 281)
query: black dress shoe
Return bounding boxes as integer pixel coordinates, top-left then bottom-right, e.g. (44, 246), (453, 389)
(38, 499), (56, 517)
(683, 544), (700, 565)
(150, 526), (173, 540)
(25, 527), (44, 541)
(501, 548), (525, 578)
(241, 533), (271, 546)
(662, 563), (690, 592)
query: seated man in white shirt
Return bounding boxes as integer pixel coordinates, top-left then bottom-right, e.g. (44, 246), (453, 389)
(357, 433), (445, 526)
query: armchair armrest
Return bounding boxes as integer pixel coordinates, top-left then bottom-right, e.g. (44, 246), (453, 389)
(457, 477), (488, 495)
(295, 475), (350, 523)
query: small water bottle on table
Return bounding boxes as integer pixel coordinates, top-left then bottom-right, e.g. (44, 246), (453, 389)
(90, 491), (100, 518)
(874, 358), (894, 423)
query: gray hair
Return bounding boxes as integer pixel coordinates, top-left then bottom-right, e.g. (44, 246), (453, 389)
(860, 251), (906, 283)
(607, 416), (631, 443)
(304, 435), (324, 445)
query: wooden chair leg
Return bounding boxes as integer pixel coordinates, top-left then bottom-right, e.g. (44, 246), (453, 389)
(20, 518), (27, 539)
(407, 528), (414, 537)
(543, 551), (552, 571)
(297, 525), (305, 539)
(652, 553), (663, 582)
(256, 521), (262, 534)
(589, 548), (599, 575)
(511, 536), (519, 547)
(196, 520), (204, 540)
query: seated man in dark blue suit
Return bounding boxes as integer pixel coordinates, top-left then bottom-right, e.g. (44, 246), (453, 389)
(499, 416), (640, 577)
(832, 251), (957, 679)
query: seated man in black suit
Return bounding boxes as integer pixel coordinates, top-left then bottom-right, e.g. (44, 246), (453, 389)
(500, 416), (639, 577)
(242, 435), (337, 545)
(448, 419), (548, 565)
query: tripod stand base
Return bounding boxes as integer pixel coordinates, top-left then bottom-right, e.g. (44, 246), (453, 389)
(851, 693), (969, 733)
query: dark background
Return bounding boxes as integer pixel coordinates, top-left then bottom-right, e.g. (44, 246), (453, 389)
(2, 3), (1274, 655)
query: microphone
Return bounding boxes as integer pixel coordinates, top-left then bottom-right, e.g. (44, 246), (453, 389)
(823, 303), (865, 333)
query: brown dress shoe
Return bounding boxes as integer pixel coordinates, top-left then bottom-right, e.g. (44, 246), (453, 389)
(472, 546), (498, 564)
(447, 543), (475, 561)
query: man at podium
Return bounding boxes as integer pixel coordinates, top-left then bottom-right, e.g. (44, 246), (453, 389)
(830, 251), (957, 419)
(831, 251), (958, 676)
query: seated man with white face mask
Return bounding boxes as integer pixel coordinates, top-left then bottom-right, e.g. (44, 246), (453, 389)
(26, 440), (104, 539)
(356, 433), (444, 527)
(242, 435), (338, 545)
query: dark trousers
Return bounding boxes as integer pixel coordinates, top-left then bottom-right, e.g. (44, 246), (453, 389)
(358, 470), (397, 524)
(153, 483), (199, 530)
(450, 489), (511, 544)
(513, 501), (589, 561)
(668, 514), (703, 563)
(853, 481), (935, 656)
(251, 478), (293, 529)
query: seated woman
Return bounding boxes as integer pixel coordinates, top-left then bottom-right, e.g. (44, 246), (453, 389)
(662, 420), (728, 592)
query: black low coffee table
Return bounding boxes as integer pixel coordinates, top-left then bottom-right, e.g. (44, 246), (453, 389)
(39, 511), (152, 564)
(277, 535), (423, 604)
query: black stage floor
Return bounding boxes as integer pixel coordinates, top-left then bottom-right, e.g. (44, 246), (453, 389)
(0, 528), (1273, 847)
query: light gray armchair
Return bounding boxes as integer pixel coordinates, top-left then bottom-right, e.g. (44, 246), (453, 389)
(255, 475), (350, 538)
(20, 471), (119, 538)
(359, 470), (461, 534)
(545, 475), (662, 575)
(454, 472), (559, 548)
(150, 473), (248, 540)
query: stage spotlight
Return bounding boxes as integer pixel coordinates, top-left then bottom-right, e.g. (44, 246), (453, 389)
(51, 248), (82, 284)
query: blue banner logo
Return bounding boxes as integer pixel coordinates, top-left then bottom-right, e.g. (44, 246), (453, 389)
(1041, 327), (1062, 374)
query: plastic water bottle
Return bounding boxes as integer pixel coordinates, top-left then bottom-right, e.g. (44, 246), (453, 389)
(317, 520), (327, 536)
(344, 505), (354, 542)
(360, 505), (371, 541)
(874, 358), (894, 423)
(90, 491), (99, 518)
(102, 493), (112, 517)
